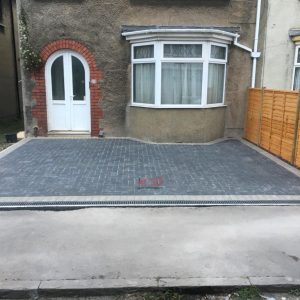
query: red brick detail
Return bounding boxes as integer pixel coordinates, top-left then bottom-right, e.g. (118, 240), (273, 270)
(32, 39), (103, 136)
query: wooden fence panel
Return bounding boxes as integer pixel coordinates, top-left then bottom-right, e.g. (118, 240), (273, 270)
(245, 88), (300, 168)
(281, 93), (298, 163)
(269, 91), (285, 157)
(259, 90), (274, 151)
(244, 88), (262, 144)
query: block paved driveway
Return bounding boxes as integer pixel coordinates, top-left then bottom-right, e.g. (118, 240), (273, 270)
(0, 138), (299, 197)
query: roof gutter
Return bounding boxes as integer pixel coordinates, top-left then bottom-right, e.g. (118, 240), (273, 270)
(122, 28), (239, 38)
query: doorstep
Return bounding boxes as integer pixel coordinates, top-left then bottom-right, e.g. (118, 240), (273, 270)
(47, 131), (92, 138)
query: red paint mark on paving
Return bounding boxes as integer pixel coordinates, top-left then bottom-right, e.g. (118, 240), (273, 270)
(137, 177), (164, 188)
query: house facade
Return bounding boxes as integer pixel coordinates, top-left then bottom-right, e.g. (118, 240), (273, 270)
(19, 0), (263, 142)
(259, 0), (300, 91)
(0, 0), (20, 120)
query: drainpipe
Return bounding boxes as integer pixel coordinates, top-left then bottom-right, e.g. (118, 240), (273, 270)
(251, 0), (262, 88)
(233, 0), (262, 88)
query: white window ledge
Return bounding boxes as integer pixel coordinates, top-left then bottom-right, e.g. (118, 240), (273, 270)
(130, 103), (227, 109)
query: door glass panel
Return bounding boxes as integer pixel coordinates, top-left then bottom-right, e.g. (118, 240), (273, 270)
(51, 56), (65, 100)
(72, 56), (85, 101)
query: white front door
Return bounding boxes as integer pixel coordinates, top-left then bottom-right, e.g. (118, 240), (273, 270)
(46, 51), (91, 132)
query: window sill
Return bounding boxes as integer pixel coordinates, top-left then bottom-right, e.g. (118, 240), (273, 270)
(130, 103), (227, 109)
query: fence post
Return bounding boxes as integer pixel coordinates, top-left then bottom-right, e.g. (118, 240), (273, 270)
(244, 88), (250, 140)
(291, 90), (300, 165)
(268, 90), (276, 152)
(257, 87), (265, 146)
(279, 92), (287, 157)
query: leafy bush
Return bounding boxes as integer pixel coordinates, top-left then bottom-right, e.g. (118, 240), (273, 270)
(19, 8), (42, 72)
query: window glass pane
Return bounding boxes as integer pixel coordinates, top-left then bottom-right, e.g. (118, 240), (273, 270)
(211, 45), (226, 60)
(72, 56), (85, 101)
(207, 64), (225, 104)
(297, 49), (300, 64)
(133, 63), (155, 104)
(51, 56), (65, 100)
(164, 44), (202, 58)
(293, 67), (300, 90)
(161, 63), (203, 105)
(134, 45), (154, 59)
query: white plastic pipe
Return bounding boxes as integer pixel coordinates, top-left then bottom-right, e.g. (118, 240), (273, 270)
(233, 36), (253, 53)
(251, 0), (262, 88)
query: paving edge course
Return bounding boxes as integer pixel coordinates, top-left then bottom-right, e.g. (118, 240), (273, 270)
(1, 277), (300, 299)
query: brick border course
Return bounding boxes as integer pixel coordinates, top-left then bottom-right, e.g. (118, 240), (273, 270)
(32, 39), (103, 136)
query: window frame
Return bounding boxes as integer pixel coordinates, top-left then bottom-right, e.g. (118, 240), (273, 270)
(131, 41), (228, 108)
(292, 45), (300, 91)
(131, 42), (156, 106)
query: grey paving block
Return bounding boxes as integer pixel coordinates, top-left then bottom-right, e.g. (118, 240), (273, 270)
(0, 139), (299, 196)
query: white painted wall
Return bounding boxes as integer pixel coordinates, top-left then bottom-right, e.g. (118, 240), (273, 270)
(261, 0), (300, 90)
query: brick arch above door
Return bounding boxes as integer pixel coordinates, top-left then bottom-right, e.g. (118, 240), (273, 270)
(32, 39), (103, 136)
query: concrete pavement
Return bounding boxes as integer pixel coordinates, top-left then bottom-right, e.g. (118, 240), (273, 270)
(1, 206), (300, 297)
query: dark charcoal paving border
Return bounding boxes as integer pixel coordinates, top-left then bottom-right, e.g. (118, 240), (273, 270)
(0, 138), (299, 197)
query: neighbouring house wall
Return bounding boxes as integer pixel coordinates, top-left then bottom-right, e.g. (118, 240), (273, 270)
(261, 0), (300, 90)
(0, 0), (19, 120)
(19, 0), (258, 140)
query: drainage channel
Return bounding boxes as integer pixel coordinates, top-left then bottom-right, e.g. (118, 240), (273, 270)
(1, 199), (300, 209)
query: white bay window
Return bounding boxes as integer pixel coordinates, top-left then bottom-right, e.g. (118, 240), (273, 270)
(131, 41), (227, 107)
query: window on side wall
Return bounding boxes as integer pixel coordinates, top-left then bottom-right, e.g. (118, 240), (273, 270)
(293, 46), (300, 90)
(131, 42), (227, 108)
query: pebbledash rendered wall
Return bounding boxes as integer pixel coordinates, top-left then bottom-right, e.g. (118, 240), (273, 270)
(19, 0), (261, 142)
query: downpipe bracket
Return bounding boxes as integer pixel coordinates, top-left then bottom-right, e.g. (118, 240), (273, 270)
(251, 52), (261, 59)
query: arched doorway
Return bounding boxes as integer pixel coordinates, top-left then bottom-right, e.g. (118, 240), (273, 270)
(45, 50), (91, 132)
